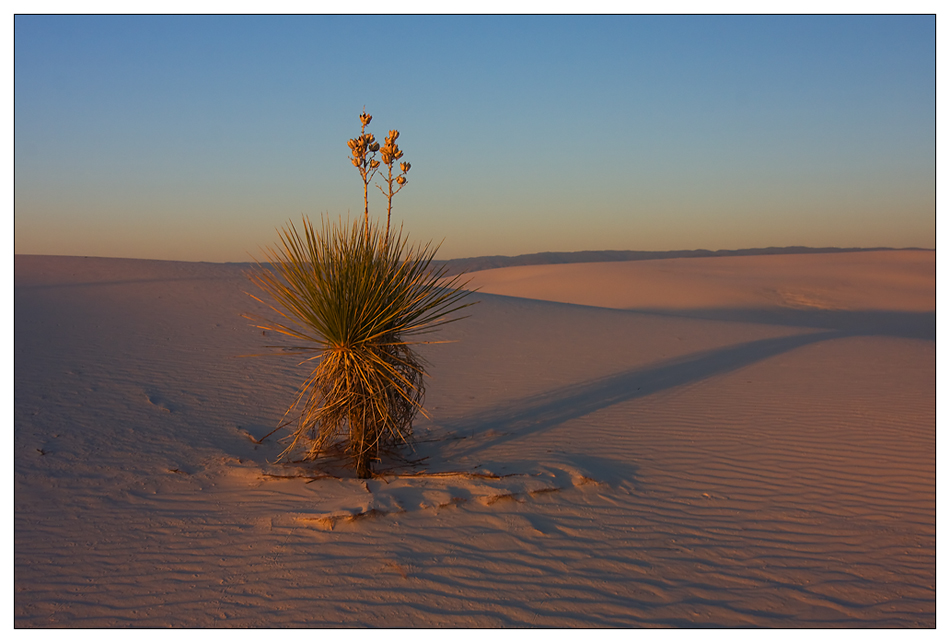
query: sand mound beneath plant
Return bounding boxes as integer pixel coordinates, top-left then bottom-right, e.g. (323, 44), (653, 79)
(14, 250), (935, 626)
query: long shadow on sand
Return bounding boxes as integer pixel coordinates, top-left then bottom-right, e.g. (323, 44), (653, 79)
(435, 307), (933, 462)
(627, 306), (934, 340)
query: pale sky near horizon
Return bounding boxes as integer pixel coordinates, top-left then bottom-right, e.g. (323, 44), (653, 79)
(14, 14), (936, 262)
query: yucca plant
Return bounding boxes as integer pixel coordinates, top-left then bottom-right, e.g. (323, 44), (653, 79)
(246, 215), (474, 478)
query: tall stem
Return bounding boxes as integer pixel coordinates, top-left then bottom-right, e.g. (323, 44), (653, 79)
(361, 119), (369, 237)
(385, 164), (394, 239)
(364, 180), (370, 235)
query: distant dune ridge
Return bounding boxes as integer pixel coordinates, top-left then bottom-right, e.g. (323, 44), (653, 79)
(432, 245), (931, 275)
(14, 249), (934, 626)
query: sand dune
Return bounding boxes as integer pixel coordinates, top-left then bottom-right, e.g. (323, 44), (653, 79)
(461, 250), (935, 312)
(14, 251), (934, 627)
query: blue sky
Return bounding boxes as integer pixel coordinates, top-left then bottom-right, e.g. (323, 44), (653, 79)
(14, 14), (935, 261)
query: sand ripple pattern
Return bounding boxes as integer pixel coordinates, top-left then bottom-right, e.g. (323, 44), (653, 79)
(14, 255), (934, 627)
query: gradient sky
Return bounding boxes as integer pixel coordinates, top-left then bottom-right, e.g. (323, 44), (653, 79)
(14, 14), (936, 262)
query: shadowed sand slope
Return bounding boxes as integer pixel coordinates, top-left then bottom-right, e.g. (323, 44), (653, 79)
(14, 252), (934, 627)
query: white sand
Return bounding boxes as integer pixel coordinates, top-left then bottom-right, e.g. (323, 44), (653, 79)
(14, 250), (934, 627)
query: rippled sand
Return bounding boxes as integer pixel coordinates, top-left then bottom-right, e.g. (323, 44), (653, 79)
(14, 250), (934, 626)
